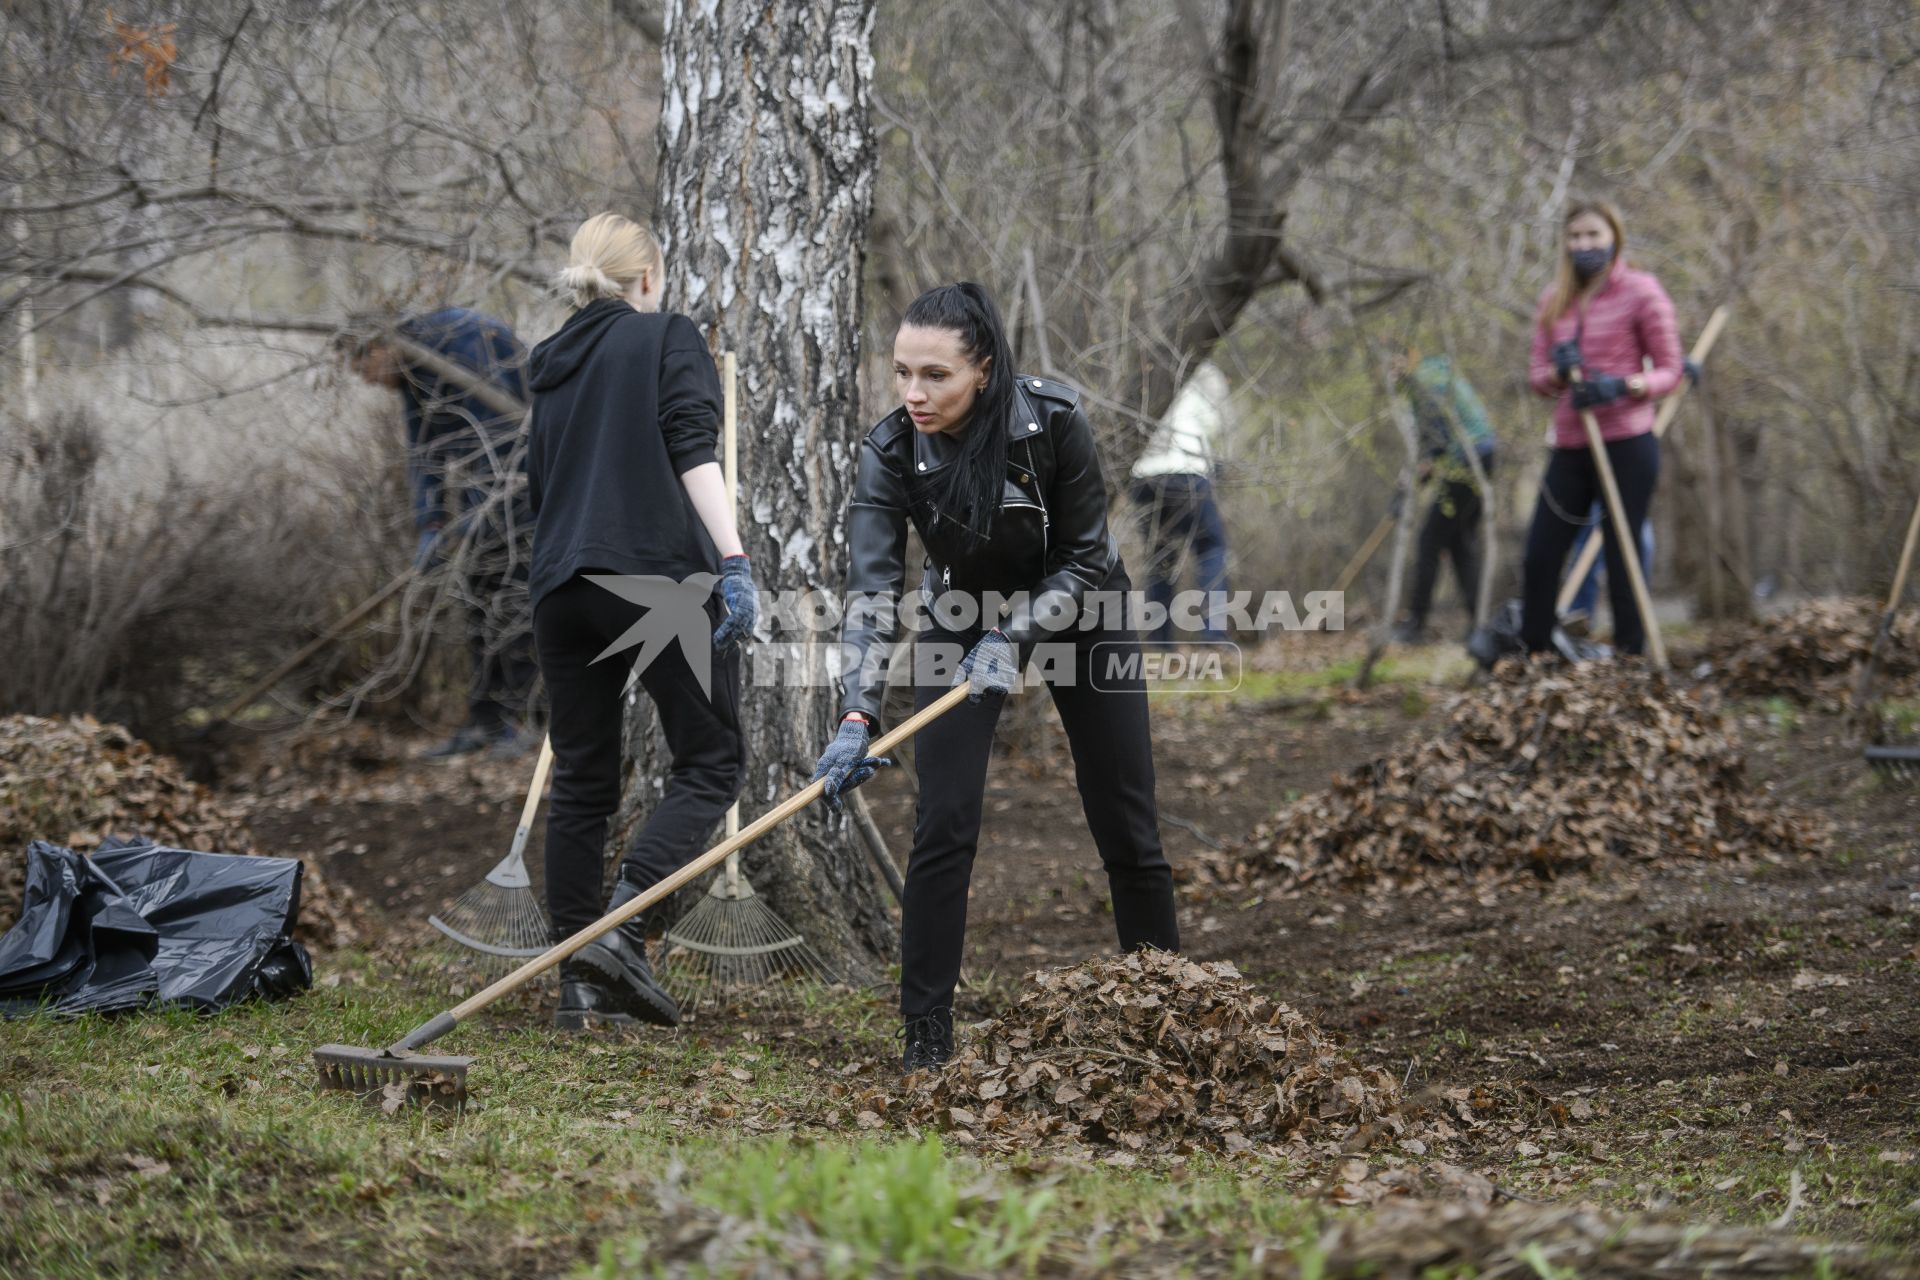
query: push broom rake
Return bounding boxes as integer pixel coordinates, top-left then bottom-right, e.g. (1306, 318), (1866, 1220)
(313, 681), (973, 1105)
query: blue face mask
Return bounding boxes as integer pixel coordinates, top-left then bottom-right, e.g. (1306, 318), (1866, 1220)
(1570, 246), (1614, 282)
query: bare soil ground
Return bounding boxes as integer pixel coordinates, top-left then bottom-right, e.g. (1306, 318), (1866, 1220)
(218, 651), (1920, 1247)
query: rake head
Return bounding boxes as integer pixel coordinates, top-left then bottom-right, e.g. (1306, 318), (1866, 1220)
(313, 1044), (472, 1109)
(423, 849), (550, 977)
(658, 867), (838, 1012)
(1865, 743), (1920, 784)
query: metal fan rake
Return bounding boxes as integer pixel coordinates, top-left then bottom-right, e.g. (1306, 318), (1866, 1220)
(420, 736), (553, 981)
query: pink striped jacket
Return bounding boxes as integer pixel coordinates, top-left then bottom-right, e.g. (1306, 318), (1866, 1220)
(1529, 265), (1683, 448)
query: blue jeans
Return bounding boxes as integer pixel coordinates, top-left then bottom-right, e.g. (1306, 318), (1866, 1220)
(1129, 473), (1230, 644)
(1567, 505), (1655, 619)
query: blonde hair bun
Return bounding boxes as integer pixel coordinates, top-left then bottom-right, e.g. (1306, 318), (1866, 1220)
(555, 212), (664, 309)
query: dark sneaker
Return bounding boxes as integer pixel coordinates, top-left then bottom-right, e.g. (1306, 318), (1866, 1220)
(1390, 620), (1427, 645)
(554, 961), (638, 1032)
(578, 880), (680, 1027)
(900, 1008), (954, 1074)
(424, 724), (493, 759)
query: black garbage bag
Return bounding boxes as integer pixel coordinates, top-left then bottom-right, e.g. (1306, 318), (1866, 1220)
(0, 841), (158, 1016)
(0, 837), (311, 1017)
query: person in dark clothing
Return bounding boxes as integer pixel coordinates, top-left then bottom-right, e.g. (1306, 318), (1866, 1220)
(1521, 198), (1682, 657)
(525, 212), (760, 1031)
(342, 307), (538, 757)
(1390, 350), (1497, 643)
(812, 282), (1181, 1074)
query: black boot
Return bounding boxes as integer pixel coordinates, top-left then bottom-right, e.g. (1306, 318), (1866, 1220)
(900, 1008), (955, 1074)
(573, 877), (680, 1027)
(554, 958), (636, 1032)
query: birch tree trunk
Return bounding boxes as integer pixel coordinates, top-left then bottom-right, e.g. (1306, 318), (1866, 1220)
(617, 0), (889, 978)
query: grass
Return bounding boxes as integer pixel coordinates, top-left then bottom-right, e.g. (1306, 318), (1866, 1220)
(0, 959), (1330, 1279)
(7, 960), (1916, 1277)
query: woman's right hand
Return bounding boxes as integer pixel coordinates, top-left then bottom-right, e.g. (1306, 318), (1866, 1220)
(810, 714), (891, 812)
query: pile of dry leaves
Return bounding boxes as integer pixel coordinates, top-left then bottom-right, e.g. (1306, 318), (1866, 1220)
(886, 951), (1410, 1156)
(1195, 661), (1822, 892)
(0, 714), (360, 947)
(1694, 597), (1919, 706)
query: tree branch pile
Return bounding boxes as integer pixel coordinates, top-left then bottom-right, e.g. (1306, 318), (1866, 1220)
(1196, 662), (1823, 893)
(1694, 598), (1920, 707)
(0, 714), (360, 948)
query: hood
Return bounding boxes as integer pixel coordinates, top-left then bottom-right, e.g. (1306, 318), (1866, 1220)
(528, 298), (632, 392)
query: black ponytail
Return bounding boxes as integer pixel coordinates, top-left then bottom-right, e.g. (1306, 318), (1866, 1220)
(902, 282), (1015, 552)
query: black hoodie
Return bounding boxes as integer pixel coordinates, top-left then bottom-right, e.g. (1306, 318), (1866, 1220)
(524, 299), (722, 610)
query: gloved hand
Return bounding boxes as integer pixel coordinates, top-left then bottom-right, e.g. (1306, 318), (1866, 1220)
(810, 715), (891, 813)
(1682, 357), (1701, 388)
(412, 523), (446, 572)
(1551, 339), (1583, 383)
(954, 628), (1018, 702)
(712, 554), (758, 655)
(1571, 374), (1628, 410)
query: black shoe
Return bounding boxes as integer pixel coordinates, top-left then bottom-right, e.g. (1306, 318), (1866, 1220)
(424, 724), (493, 759)
(576, 881), (680, 1027)
(900, 1008), (954, 1074)
(1390, 620), (1427, 645)
(554, 961), (637, 1032)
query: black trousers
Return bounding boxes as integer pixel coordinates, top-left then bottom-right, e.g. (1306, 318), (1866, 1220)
(900, 573), (1180, 1019)
(1521, 432), (1661, 655)
(533, 573), (745, 935)
(1407, 457), (1493, 630)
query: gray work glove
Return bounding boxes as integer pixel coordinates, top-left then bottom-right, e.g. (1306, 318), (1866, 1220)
(810, 715), (890, 813)
(713, 554), (758, 655)
(1572, 374), (1628, 410)
(954, 628), (1019, 702)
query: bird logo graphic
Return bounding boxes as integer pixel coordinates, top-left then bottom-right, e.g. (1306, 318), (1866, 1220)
(585, 573), (721, 697)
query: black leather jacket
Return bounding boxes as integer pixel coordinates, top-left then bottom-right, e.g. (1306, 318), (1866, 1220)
(839, 375), (1122, 725)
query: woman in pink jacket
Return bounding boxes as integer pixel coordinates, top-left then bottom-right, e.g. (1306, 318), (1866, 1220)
(1521, 199), (1683, 656)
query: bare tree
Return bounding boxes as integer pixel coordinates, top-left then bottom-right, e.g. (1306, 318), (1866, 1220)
(620, 0), (888, 976)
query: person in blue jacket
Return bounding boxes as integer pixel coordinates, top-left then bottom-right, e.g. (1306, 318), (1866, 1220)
(340, 307), (537, 757)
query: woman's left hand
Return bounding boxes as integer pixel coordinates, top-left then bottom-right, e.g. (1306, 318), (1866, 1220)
(1625, 374), (1648, 399)
(712, 555), (758, 654)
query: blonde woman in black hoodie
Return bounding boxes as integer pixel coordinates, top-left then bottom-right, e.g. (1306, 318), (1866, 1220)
(525, 213), (759, 1030)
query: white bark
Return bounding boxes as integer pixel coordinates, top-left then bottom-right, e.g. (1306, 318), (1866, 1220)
(621, 0), (888, 974)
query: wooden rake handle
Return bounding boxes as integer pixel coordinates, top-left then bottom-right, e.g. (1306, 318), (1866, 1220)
(1852, 488), (1920, 716)
(1575, 388), (1667, 670)
(391, 683), (973, 1052)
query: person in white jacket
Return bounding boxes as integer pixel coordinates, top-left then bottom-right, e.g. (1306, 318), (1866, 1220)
(1128, 361), (1232, 645)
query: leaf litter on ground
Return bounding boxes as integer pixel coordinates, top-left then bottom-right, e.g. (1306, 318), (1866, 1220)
(0, 712), (362, 946)
(1693, 596), (1919, 708)
(835, 951), (1579, 1181)
(1186, 660), (1825, 895)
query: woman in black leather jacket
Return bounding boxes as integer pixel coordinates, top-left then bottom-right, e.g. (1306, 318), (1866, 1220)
(811, 282), (1180, 1072)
